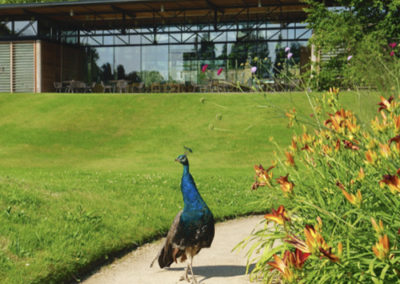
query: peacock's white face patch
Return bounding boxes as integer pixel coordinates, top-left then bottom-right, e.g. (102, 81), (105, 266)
(175, 154), (188, 164)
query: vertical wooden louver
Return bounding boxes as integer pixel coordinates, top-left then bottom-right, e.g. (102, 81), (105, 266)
(13, 42), (35, 93)
(0, 44), (11, 92)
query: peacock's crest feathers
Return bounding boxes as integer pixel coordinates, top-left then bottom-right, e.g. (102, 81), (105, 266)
(183, 146), (193, 155)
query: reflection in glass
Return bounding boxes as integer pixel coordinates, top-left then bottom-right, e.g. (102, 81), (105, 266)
(142, 45), (168, 85)
(78, 22), (310, 91)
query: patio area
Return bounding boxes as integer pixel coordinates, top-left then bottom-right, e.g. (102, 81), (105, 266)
(53, 78), (299, 93)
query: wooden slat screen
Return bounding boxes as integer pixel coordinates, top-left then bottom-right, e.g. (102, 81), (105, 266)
(13, 43), (35, 93)
(0, 44), (11, 93)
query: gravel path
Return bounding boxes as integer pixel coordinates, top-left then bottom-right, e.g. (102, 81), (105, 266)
(82, 215), (264, 284)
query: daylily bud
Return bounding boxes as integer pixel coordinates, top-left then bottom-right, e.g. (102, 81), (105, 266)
(371, 218), (384, 235)
(372, 235), (390, 261)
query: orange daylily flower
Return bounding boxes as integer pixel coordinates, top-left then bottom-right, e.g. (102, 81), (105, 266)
(336, 181), (362, 207)
(357, 167), (365, 180)
(287, 224), (339, 262)
(346, 119), (359, 133)
(343, 140), (360, 150)
(371, 218), (384, 235)
(378, 96), (394, 112)
(322, 144), (332, 155)
(276, 174), (295, 195)
(267, 249), (310, 283)
(380, 173), (400, 194)
(301, 143), (314, 152)
(304, 225), (324, 253)
(319, 247), (340, 262)
(252, 164), (274, 190)
(290, 137), (298, 151)
(324, 109), (357, 134)
(372, 234), (390, 261)
(379, 143), (391, 158)
(285, 108), (296, 119)
(301, 132), (312, 144)
(329, 87), (339, 95)
(365, 150), (377, 164)
(286, 234), (310, 254)
(389, 135), (400, 144)
(267, 252), (295, 282)
(371, 116), (389, 132)
(304, 225), (340, 262)
(335, 139), (341, 152)
(335, 181), (345, 191)
(389, 135), (400, 151)
(285, 108), (296, 127)
(264, 205), (290, 225)
(285, 151), (295, 167)
(394, 115), (400, 132)
(292, 248), (311, 269)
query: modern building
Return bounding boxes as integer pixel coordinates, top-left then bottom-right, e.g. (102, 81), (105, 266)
(0, 0), (327, 93)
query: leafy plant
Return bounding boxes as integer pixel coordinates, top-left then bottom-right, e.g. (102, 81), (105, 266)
(305, 0), (400, 91)
(240, 89), (400, 283)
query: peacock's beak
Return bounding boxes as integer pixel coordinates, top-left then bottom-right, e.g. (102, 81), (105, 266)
(175, 158), (179, 162)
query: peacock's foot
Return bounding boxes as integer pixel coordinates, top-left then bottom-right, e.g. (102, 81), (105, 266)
(178, 276), (198, 284)
(178, 273), (199, 284)
(179, 274), (189, 282)
(179, 268), (190, 282)
(191, 276), (198, 284)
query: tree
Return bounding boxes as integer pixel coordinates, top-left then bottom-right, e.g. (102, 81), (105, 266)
(273, 38), (286, 76)
(305, 0), (400, 90)
(85, 47), (100, 83)
(99, 63), (113, 82)
(228, 32), (271, 78)
(116, 64), (126, 80)
(197, 34), (216, 62)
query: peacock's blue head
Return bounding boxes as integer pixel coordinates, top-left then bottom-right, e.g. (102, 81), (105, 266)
(175, 154), (188, 166)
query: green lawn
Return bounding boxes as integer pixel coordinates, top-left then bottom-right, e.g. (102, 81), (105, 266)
(0, 91), (379, 283)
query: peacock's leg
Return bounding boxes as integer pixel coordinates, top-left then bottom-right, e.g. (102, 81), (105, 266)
(188, 255), (198, 284)
(179, 264), (190, 282)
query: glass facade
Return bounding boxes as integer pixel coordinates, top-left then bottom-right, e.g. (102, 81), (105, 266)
(1, 19), (311, 91)
(79, 22), (310, 88)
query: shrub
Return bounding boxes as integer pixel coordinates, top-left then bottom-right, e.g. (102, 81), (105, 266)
(240, 89), (400, 283)
(346, 36), (400, 92)
(305, 0), (400, 91)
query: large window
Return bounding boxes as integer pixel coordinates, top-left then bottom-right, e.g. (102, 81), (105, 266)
(83, 22), (310, 86)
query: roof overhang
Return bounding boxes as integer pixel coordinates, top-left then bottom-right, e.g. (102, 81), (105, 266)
(0, 0), (334, 30)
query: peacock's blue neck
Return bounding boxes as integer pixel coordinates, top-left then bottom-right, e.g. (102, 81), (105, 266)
(181, 164), (207, 210)
(183, 164), (190, 175)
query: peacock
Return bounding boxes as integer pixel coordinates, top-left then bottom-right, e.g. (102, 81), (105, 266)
(151, 153), (215, 284)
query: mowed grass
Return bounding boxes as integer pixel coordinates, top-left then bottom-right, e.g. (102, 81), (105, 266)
(0, 91), (380, 283)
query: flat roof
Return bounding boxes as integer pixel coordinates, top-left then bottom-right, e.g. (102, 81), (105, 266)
(0, 0), (329, 29)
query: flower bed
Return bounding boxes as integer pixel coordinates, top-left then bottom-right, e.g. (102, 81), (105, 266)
(243, 89), (400, 283)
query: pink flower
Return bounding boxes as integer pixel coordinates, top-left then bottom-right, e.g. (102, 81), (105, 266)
(217, 67), (223, 75)
(201, 64), (208, 73)
(251, 66), (257, 73)
(287, 53), (293, 59)
(285, 47), (290, 53)
(390, 51), (395, 57)
(347, 55), (352, 61)
(389, 42), (397, 49)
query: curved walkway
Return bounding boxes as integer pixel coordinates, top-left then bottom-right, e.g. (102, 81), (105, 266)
(82, 215), (264, 284)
